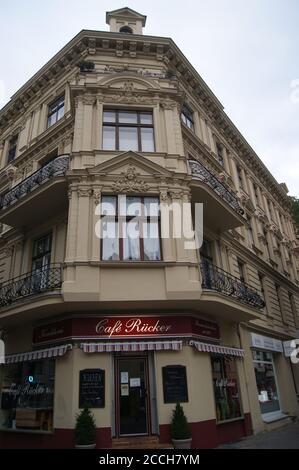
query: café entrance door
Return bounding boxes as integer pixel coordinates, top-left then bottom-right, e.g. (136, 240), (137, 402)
(116, 356), (150, 436)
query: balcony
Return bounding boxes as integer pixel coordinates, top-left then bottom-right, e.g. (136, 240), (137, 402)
(200, 259), (265, 320)
(189, 159), (245, 232)
(0, 155), (69, 228)
(0, 264), (62, 309)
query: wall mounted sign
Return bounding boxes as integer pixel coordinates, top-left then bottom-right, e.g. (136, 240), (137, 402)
(79, 369), (105, 409)
(162, 365), (188, 404)
(130, 378), (141, 388)
(121, 372), (129, 384)
(121, 384), (129, 396)
(33, 316), (220, 345)
(250, 333), (283, 353)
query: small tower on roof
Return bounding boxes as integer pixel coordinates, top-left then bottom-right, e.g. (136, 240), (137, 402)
(106, 7), (147, 35)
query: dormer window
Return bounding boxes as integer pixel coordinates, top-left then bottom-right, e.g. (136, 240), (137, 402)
(119, 26), (133, 34)
(181, 105), (194, 131)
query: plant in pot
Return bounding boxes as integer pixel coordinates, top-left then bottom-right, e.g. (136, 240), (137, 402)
(170, 403), (192, 449)
(74, 405), (97, 449)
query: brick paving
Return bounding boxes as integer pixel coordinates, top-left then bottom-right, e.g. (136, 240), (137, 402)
(217, 422), (299, 449)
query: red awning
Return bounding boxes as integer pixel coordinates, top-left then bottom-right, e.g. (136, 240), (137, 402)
(4, 344), (73, 364)
(80, 340), (183, 353)
(189, 340), (244, 357)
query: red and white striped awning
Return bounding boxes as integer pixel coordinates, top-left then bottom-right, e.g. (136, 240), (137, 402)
(4, 344), (72, 364)
(81, 340), (183, 353)
(189, 340), (244, 357)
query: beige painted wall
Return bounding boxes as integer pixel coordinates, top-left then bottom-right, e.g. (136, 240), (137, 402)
(54, 347), (111, 429)
(156, 346), (215, 426)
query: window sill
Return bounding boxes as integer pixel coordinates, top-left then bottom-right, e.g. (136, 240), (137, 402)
(216, 416), (244, 426)
(64, 260), (198, 268)
(0, 428), (54, 436)
(97, 261), (197, 268)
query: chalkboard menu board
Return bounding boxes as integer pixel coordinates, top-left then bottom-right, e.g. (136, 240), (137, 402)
(162, 365), (188, 404)
(79, 369), (105, 409)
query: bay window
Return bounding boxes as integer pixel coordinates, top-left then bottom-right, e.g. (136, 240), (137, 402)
(102, 110), (155, 152)
(211, 355), (242, 422)
(100, 195), (161, 261)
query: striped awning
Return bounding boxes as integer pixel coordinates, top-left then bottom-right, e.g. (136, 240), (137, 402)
(81, 340), (183, 353)
(189, 340), (244, 357)
(4, 344), (72, 364)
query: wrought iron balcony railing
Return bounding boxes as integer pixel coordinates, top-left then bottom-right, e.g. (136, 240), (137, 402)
(0, 155), (69, 210)
(189, 159), (244, 216)
(0, 264), (62, 308)
(200, 258), (265, 309)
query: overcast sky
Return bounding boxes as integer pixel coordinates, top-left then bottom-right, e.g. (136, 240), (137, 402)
(1, 0), (298, 196)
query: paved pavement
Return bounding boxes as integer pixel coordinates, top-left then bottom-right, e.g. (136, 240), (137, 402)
(217, 422), (299, 449)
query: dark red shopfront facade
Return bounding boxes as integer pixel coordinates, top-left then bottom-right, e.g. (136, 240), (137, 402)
(0, 314), (252, 449)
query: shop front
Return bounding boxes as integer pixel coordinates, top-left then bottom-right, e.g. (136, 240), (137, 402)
(0, 315), (253, 449)
(249, 332), (299, 424)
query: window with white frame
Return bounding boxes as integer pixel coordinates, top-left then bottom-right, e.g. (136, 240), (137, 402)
(100, 195), (161, 262)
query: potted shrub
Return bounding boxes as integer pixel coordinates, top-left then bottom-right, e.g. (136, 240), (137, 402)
(79, 60), (95, 73)
(74, 405), (97, 449)
(171, 403), (192, 449)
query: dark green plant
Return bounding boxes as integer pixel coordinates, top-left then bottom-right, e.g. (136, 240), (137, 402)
(170, 403), (191, 440)
(79, 60), (95, 72)
(75, 405), (96, 445)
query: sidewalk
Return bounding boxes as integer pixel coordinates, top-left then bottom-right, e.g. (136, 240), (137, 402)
(217, 422), (299, 449)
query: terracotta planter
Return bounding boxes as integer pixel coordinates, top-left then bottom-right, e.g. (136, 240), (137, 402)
(75, 443), (96, 449)
(172, 438), (192, 449)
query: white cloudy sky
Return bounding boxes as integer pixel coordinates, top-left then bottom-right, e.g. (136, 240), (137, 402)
(1, 0), (298, 196)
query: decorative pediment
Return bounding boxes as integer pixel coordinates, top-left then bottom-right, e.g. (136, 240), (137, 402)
(106, 8), (147, 26)
(100, 75), (160, 91)
(87, 151), (175, 181)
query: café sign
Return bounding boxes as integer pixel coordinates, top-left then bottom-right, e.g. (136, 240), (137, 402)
(33, 315), (220, 345)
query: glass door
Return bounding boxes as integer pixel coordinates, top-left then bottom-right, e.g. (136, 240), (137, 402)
(117, 357), (149, 436)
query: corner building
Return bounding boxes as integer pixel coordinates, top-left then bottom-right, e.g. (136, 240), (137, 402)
(0, 8), (298, 449)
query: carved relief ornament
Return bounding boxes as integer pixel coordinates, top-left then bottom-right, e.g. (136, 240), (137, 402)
(112, 165), (150, 193)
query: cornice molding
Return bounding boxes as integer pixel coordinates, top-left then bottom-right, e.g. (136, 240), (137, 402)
(0, 30), (292, 209)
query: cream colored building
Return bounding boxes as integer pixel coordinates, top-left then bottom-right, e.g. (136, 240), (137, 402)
(0, 8), (298, 449)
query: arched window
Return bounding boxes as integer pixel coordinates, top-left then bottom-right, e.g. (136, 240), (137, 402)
(119, 26), (133, 34)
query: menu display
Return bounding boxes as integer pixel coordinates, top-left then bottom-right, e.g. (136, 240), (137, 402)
(79, 369), (105, 409)
(162, 365), (188, 404)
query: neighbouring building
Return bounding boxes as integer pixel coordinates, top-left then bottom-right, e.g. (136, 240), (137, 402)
(0, 8), (298, 449)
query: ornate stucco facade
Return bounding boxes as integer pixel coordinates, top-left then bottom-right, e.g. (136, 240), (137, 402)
(0, 8), (298, 449)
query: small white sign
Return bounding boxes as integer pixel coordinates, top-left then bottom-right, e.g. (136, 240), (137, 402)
(121, 384), (129, 396)
(130, 378), (141, 388)
(251, 333), (283, 353)
(121, 372), (129, 384)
